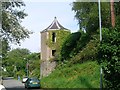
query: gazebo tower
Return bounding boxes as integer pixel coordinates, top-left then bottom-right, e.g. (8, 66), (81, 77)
(40, 17), (70, 77)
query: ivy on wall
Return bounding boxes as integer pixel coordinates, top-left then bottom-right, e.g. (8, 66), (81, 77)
(46, 30), (71, 61)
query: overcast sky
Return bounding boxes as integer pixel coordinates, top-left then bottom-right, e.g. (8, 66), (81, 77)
(11, 1), (79, 53)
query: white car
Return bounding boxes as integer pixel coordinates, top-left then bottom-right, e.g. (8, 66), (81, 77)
(22, 77), (28, 83)
(0, 84), (6, 90)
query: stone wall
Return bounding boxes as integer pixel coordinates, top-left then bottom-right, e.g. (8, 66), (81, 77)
(40, 29), (70, 78)
(41, 32), (47, 61)
(41, 31), (56, 78)
(40, 61), (56, 78)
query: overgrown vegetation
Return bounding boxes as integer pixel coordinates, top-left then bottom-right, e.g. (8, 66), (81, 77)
(70, 2), (120, 89)
(41, 61), (100, 88)
(60, 32), (81, 61)
(1, 1), (119, 89)
(98, 28), (120, 89)
(60, 30), (99, 63)
(46, 30), (70, 61)
(41, 2), (120, 89)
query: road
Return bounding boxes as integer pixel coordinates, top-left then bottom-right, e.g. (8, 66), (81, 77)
(3, 77), (41, 90)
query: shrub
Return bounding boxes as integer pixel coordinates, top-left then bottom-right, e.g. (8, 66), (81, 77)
(98, 28), (120, 89)
(60, 32), (81, 61)
(68, 33), (99, 65)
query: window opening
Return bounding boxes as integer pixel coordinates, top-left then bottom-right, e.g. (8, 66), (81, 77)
(52, 32), (56, 42)
(52, 50), (56, 56)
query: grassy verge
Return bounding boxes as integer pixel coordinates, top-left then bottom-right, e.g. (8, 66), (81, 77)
(41, 61), (100, 88)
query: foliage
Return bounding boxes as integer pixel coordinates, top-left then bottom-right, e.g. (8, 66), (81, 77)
(27, 52), (40, 61)
(16, 70), (25, 79)
(98, 28), (120, 89)
(72, 2), (120, 89)
(41, 61), (100, 88)
(0, 38), (10, 58)
(2, 48), (30, 77)
(1, 1), (32, 44)
(72, 2), (120, 33)
(2, 48), (40, 78)
(70, 31), (90, 56)
(68, 33), (99, 65)
(114, 2), (120, 29)
(60, 29), (99, 63)
(27, 53), (40, 78)
(1, 1), (32, 74)
(46, 30), (70, 61)
(72, 2), (120, 30)
(60, 32), (81, 61)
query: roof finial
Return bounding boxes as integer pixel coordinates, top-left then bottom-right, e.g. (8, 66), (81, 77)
(54, 16), (57, 20)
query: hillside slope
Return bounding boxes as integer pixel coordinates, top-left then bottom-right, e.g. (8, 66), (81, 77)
(41, 61), (100, 88)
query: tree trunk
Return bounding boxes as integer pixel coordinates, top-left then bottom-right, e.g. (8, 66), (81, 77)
(110, 0), (115, 28)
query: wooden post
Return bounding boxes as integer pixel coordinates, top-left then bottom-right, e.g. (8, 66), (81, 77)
(110, 0), (115, 28)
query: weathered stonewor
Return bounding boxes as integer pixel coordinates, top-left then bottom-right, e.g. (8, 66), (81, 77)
(40, 61), (56, 78)
(40, 17), (70, 78)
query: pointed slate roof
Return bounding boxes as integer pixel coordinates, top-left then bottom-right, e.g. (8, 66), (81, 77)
(41, 17), (69, 32)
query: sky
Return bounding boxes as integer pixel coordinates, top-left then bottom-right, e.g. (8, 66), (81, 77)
(11, 1), (79, 53)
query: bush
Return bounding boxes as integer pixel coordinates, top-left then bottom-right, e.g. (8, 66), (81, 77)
(98, 28), (120, 89)
(68, 33), (99, 65)
(60, 32), (81, 61)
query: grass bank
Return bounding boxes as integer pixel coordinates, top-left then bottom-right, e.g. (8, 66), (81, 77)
(41, 61), (100, 88)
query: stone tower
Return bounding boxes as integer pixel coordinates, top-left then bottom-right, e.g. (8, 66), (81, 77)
(40, 17), (70, 78)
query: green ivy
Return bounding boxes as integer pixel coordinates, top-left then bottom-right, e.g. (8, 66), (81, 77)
(46, 30), (71, 61)
(98, 28), (120, 89)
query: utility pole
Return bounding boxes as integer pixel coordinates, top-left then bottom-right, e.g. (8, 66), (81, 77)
(98, 0), (102, 90)
(26, 59), (29, 77)
(110, 0), (115, 28)
(24, 58), (29, 77)
(0, 1), (3, 85)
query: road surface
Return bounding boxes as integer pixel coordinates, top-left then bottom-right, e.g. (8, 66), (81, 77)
(3, 77), (41, 90)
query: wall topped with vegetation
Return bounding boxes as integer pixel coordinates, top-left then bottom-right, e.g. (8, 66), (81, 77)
(46, 30), (71, 61)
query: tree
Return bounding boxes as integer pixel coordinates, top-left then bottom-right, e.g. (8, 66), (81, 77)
(2, 48), (41, 78)
(3, 48), (30, 77)
(72, 2), (113, 33)
(72, 2), (120, 89)
(0, 38), (10, 58)
(0, 1), (32, 69)
(1, 1), (32, 44)
(26, 53), (40, 78)
(60, 32), (81, 61)
(72, 2), (120, 31)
